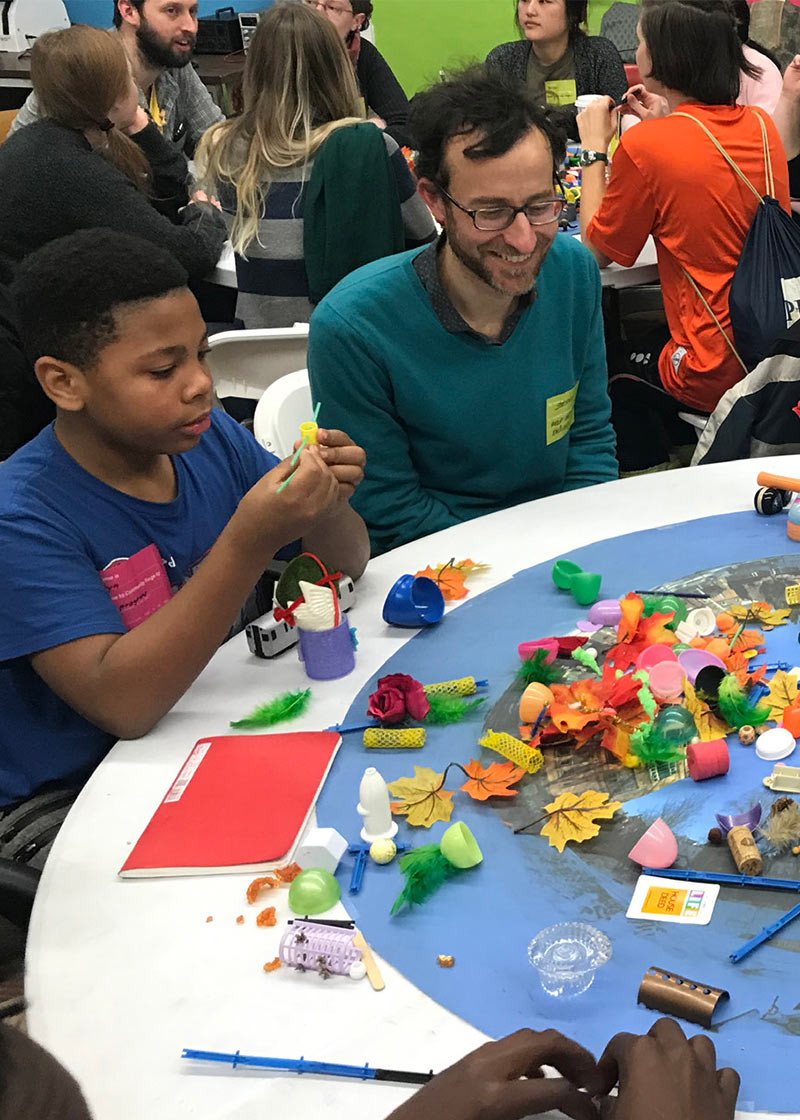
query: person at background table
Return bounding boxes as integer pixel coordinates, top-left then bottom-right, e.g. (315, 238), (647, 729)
(731, 0), (783, 113)
(486, 0), (626, 120)
(773, 55), (800, 226)
(308, 66), (617, 556)
(9, 0), (223, 163)
(304, 0), (415, 149)
(0, 229), (368, 868)
(578, 0), (790, 473)
(196, 3), (434, 329)
(0, 26), (226, 283)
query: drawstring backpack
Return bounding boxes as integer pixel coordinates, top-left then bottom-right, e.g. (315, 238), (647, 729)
(673, 110), (800, 373)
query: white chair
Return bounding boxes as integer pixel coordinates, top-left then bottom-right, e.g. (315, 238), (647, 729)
(253, 369), (313, 459)
(206, 325), (309, 400)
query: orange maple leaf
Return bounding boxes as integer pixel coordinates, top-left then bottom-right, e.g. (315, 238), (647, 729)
(459, 759), (525, 800)
(415, 563), (468, 600)
(617, 595), (644, 642)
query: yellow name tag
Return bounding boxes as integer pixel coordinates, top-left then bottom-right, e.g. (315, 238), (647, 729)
(544, 79), (577, 107)
(546, 384), (578, 445)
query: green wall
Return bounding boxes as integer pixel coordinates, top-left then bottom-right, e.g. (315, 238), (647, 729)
(373, 0), (619, 96)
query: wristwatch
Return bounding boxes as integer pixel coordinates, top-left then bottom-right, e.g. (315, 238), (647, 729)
(579, 149), (609, 167)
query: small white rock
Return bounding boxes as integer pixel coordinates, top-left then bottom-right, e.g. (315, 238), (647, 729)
(349, 961), (367, 981)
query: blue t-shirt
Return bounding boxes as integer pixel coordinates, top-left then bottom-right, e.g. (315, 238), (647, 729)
(0, 411), (285, 805)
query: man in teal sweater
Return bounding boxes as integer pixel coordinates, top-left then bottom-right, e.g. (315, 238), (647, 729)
(309, 66), (617, 555)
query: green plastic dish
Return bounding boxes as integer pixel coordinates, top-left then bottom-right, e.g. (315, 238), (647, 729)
(440, 822), (483, 869)
(288, 868), (341, 915)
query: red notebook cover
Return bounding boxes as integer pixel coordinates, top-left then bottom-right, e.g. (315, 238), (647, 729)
(119, 731), (341, 878)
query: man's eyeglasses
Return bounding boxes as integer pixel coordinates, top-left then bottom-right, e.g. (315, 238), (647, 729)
(303, 0), (354, 13)
(436, 185), (566, 231)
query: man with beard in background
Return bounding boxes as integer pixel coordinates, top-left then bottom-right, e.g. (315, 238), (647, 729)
(10, 0), (223, 158)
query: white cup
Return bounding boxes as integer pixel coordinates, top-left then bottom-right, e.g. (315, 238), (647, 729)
(574, 94), (604, 112)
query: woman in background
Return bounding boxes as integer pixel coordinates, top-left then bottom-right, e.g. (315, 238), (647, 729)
(486, 0), (627, 112)
(0, 25), (225, 280)
(196, 4), (434, 328)
(304, 0), (414, 148)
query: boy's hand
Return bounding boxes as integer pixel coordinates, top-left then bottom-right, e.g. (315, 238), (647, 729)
(385, 1029), (600, 1120)
(595, 1019), (739, 1120)
(234, 445), (339, 555)
(292, 430), (366, 501)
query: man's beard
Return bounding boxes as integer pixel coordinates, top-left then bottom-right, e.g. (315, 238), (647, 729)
(135, 19), (196, 70)
(446, 218), (554, 299)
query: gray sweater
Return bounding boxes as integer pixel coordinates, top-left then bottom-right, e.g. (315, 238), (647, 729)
(486, 34), (628, 105)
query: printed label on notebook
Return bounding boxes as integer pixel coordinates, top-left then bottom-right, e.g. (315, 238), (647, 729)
(545, 384), (578, 445)
(627, 874), (719, 925)
(164, 741), (211, 803)
(99, 543), (173, 630)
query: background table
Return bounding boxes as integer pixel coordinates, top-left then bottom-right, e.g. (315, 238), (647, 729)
(209, 237), (659, 291)
(27, 456), (796, 1120)
(0, 50), (244, 90)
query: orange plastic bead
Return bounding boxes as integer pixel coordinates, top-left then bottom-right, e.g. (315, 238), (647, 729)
(716, 612), (735, 632)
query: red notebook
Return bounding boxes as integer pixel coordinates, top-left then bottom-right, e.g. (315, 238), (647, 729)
(119, 731), (341, 878)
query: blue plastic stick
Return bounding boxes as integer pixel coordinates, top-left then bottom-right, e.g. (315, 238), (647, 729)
(326, 720), (378, 734)
(641, 867), (800, 892)
(348, 847), (369, 894)
(729, 900), (800, 963)
(181, 1049), (433, 1085)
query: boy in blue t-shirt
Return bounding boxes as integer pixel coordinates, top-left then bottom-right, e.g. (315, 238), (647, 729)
(0, 230), (369, 865)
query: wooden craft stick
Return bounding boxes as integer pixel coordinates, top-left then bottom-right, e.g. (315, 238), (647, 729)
(353, 929), (385, 991)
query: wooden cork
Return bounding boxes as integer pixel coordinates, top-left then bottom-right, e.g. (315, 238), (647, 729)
(727, 825), (763, 876)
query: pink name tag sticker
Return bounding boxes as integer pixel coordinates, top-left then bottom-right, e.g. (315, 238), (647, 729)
(99, 543), (173, 630)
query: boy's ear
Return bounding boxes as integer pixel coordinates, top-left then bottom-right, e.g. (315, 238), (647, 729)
(34, 357), (88, 412)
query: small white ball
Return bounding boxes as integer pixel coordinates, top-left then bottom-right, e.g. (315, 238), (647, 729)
(369, 838), (397, 865)
(349, 961), (367, 981)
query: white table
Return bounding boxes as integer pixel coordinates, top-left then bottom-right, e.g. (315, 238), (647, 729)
(209, 237), (659, 291)
(27, 457), (797, 1120)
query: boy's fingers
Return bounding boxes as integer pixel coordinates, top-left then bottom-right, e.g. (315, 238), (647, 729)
(718, 1067), (740, 1107)
(498, 1078), (598, 1120)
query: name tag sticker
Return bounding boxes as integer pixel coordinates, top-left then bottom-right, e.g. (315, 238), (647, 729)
(99, 543), (173, 631)
(546, 384), (578, 445)
(545, 79), (577, 106)
(626, 874), (719, 925)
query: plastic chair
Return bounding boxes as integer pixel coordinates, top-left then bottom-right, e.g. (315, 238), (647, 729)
(206, 325), (309, 401)
(253, 369), (313, 459)
(0, 112), (17, 145)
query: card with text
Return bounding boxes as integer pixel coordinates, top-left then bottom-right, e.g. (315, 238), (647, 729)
(626, 875), (719, 925)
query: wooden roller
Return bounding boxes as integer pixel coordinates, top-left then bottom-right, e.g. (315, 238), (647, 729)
(756, 471), (800, 492)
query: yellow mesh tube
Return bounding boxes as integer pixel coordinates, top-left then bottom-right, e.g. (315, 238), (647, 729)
(479, 729), (543, 775)
(424, 677), (477, 697)
(363, 727), (426, 749)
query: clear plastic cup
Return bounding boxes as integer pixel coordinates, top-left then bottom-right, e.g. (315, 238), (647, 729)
(528, 922), (611, 997)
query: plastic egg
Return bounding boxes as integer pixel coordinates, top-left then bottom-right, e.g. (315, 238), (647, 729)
(519, 682), (554, 723)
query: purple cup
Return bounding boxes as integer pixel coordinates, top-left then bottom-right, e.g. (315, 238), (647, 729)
(297, 617), (355, 680)
(714, 805), (762, 836)
(677, 648), (727, 685)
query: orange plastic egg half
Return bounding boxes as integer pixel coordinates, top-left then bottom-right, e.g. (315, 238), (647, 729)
(519, 682), (554, 724)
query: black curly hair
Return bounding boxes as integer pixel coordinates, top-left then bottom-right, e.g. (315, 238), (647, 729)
(410, 65), (567, 191)
(13, 229), (189, 369)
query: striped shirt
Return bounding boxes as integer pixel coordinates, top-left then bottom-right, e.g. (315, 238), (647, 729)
(219, 129), (436, 329)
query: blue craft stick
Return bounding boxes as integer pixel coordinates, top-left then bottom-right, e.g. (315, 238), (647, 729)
(475, 679), (489, 688)
(312, 401), (321, 423)
(730, 900), (800, 963)
(181, 1049), (432, 1084)
(349, 848), (368, 894)
(326, 720), (378, 734)
(642, 867), (800, 892)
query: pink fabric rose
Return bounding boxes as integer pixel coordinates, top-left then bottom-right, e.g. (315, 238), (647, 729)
(367, 673), (430, 725)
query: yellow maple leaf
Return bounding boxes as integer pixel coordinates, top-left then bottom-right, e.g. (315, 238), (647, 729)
(683, 680), (730, 741)
(540, 790), (622, 853)
(765, 669), (798, 721)
(728, 602), (791, 629)
(388, 766), (455, 828)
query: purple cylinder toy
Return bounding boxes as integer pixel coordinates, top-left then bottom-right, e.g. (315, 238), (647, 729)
(297, 617), (355, 680)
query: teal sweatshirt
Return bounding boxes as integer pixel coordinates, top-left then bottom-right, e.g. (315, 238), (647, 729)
(308, 234), (618, 554)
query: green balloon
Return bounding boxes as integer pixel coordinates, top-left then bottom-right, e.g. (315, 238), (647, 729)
(288, 868), (341, 915)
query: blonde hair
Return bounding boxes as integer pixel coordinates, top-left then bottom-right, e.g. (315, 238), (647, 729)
(195, 4), (363, 255)
(31, 25), (150, 192)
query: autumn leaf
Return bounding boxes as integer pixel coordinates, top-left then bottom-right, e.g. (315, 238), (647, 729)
(728, 602), (791, 629)
(540, 790), (622, 853)
(459, 759), (525, 800)
(683, 680), (731, 741)
(388, 766), (455, 827)
(765, 669), (798, 721)
(600, 722), (632, 762)
(617, 595), (644, 642)
(413, 558), (490, 601)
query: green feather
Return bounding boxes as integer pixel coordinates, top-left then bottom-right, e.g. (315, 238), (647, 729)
(628, 721), (686, 766)
(390, 844), (454, 915)
(424, 694), (485, 725)
(517, 649), (560, 686)
(717, 673), (771, 730)
(230, 688), (312, 729)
